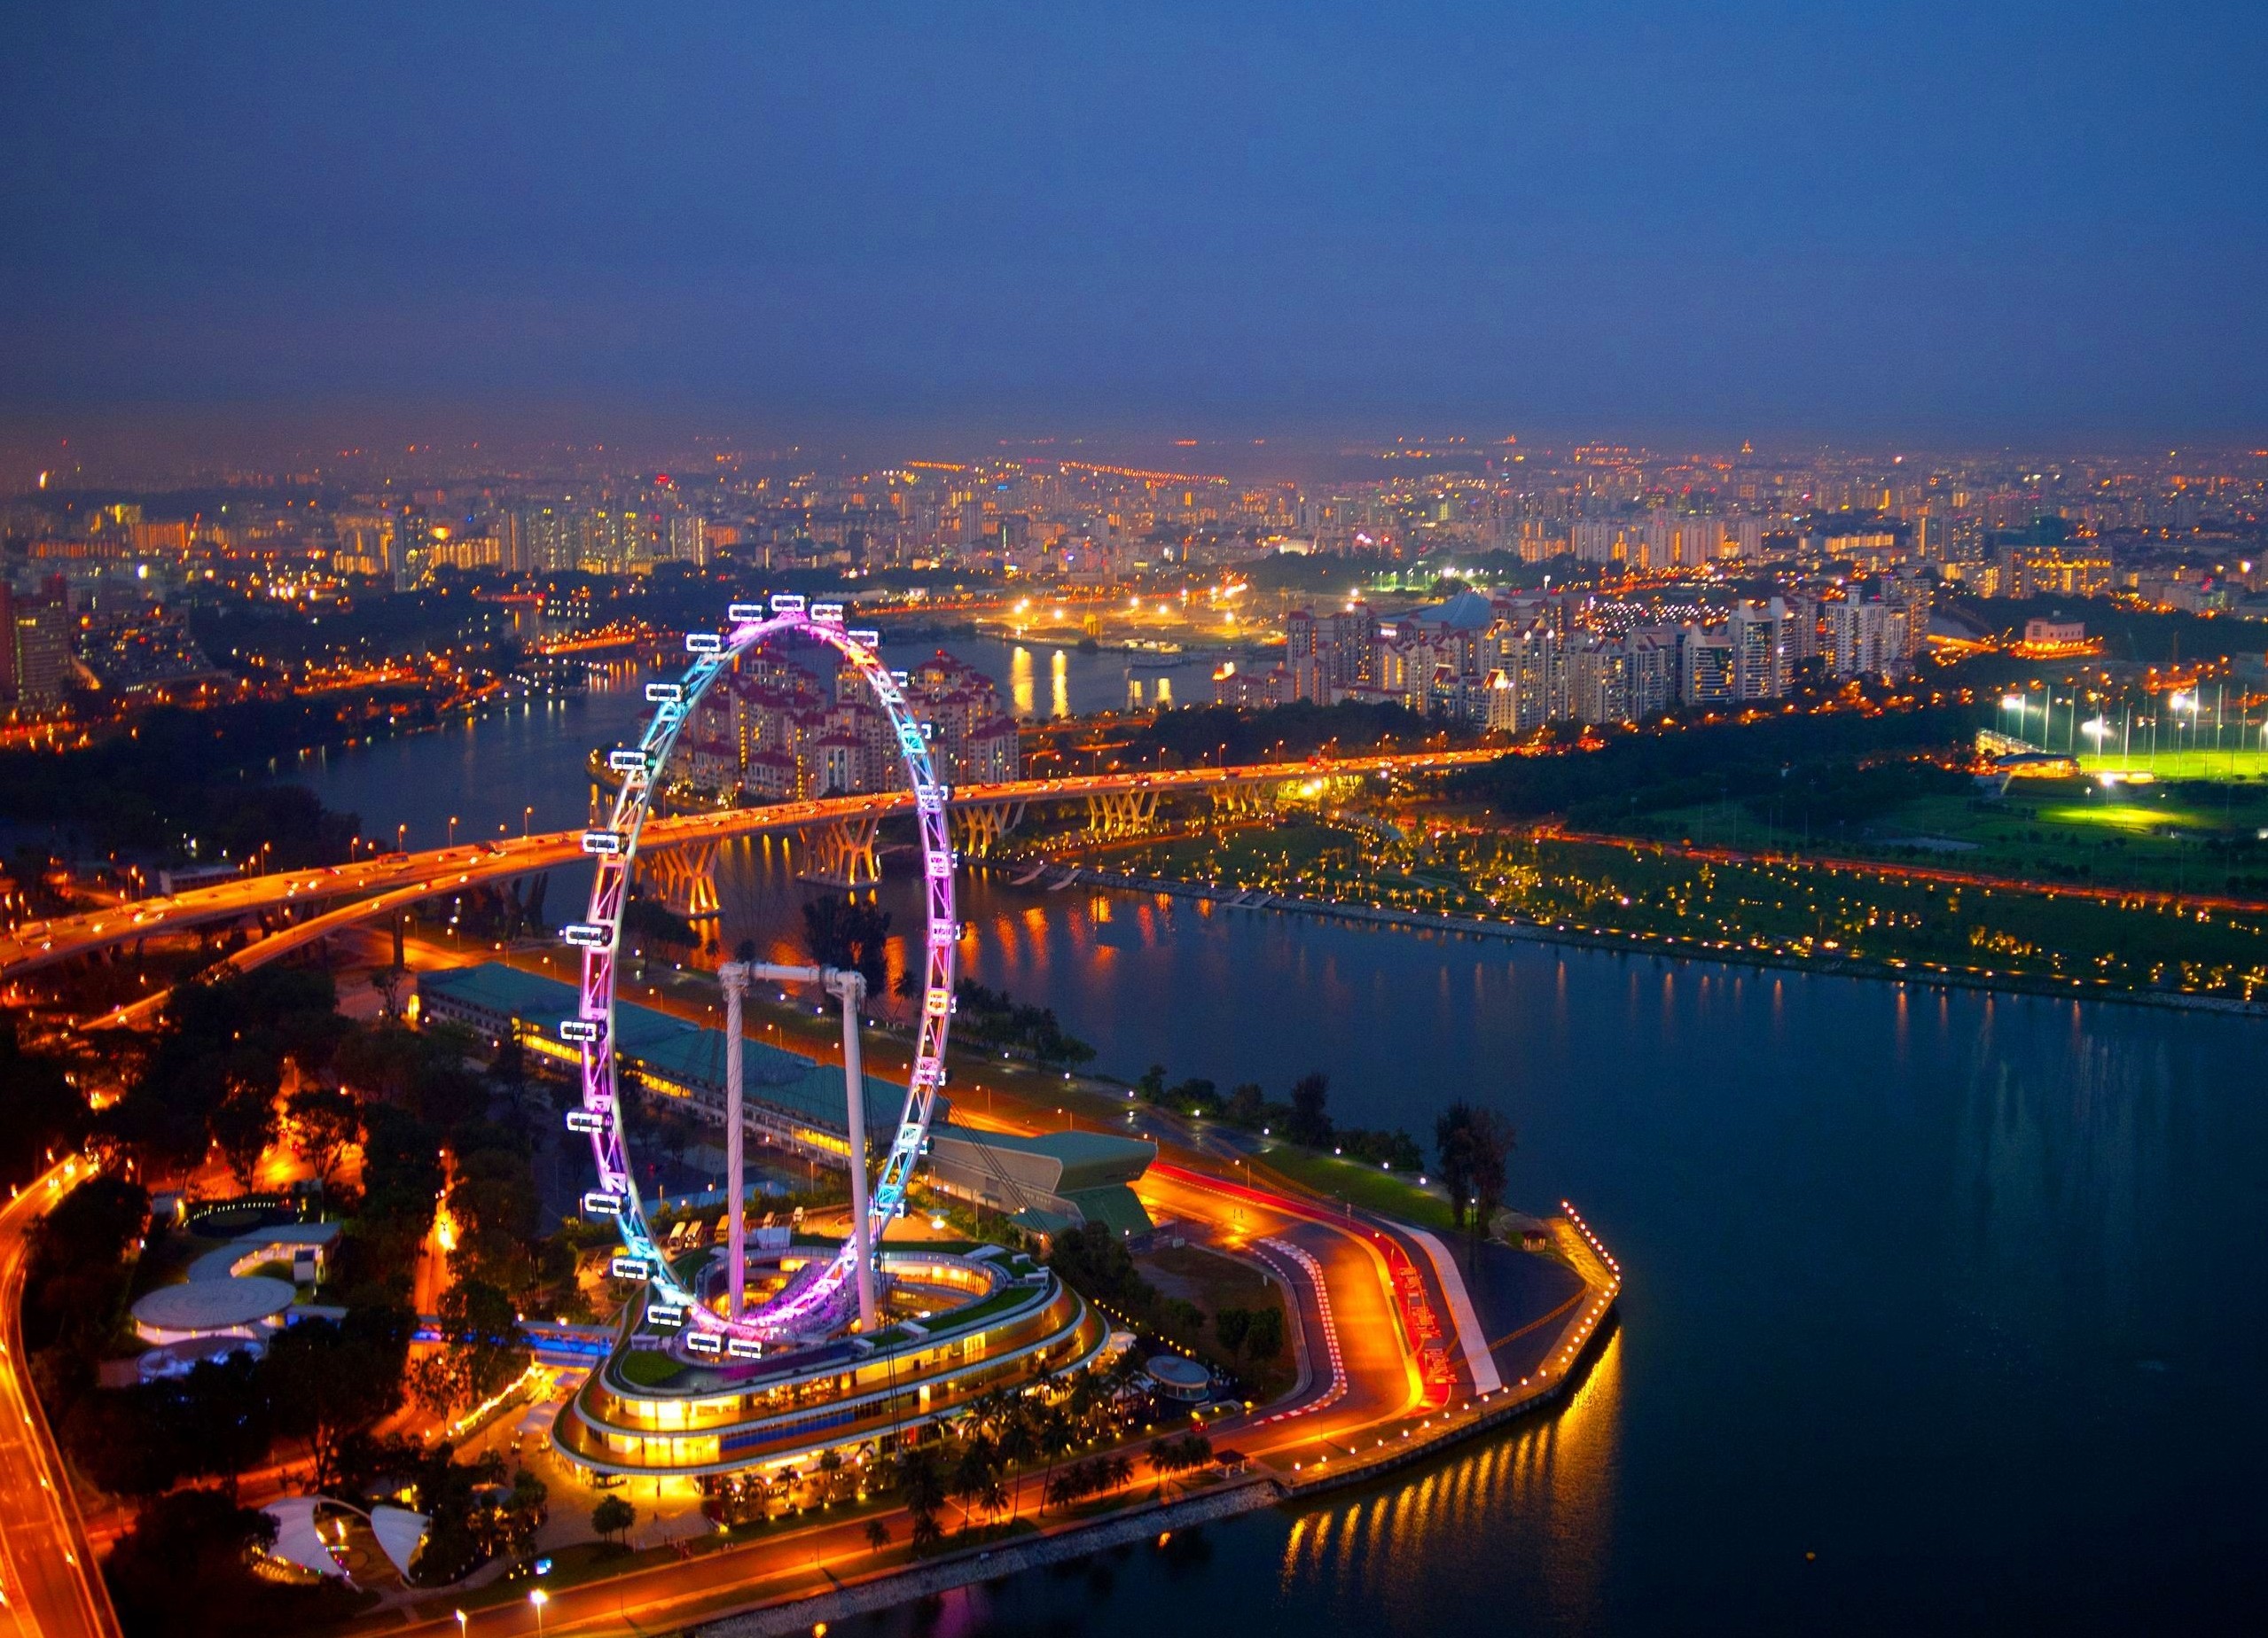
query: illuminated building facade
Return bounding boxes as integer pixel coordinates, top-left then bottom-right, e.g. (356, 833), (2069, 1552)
(554, 1245), (1108, 1479)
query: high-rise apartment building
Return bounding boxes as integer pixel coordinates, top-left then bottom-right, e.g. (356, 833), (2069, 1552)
(1727, 598), (1789, 702)
(2, 578), (74, 710)
(1681, 628), (1736, 706)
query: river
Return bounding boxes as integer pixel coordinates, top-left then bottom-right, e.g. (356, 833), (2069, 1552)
(293, 659), (2268, 1635)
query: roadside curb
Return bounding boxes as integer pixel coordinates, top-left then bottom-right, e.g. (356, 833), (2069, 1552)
(693, 1475), (1281, 1638)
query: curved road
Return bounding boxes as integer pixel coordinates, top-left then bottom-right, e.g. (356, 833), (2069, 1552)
(0, 1158), (120, 1638)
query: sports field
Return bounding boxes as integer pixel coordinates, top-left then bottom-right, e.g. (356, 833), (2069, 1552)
(2076, 746), (2268, 781)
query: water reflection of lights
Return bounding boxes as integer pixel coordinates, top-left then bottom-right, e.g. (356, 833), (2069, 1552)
(1279, 1328), (1623, 1613)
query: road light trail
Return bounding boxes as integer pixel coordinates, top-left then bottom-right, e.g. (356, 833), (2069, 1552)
(0, 1160), (122, 1638)
(1, 751), (1504, 982)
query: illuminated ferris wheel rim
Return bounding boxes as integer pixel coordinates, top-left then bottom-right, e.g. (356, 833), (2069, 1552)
(568, 597), (956, 1344)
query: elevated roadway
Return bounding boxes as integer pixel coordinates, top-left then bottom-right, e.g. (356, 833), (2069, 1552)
(2, 751), (1500, 983)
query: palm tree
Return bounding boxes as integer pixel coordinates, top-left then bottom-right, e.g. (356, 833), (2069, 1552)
(1034, 1402), (1077, 1508)
(891, 1444), (949, 1553)
(995, 1397), (1040, 1522)
(863, 1517), (890, 1556)
(948, 1434), (1001, 1533)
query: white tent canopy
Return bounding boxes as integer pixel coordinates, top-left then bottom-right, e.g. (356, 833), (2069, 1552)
(261, 1496), (347, 1580)
(370, 1505), (428, 1579)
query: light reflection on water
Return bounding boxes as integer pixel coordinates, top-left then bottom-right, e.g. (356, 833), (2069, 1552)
(1279, 1329), (1623, 1629)
(855, 1334), (1623, 1638)
(297, 710), (2268, 1633)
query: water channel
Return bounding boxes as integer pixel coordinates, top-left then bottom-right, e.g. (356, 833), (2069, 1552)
(292, 652), (2268, 1635)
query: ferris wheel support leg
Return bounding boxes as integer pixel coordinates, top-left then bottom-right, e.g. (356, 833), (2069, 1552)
(719, 961), (750, 1320)
(830, 970), (878, 1330)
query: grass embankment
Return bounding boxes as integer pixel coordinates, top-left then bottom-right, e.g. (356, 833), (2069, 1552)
(1245, 1143), (1458, 1234)
(1114, 813), (2268, 1002)
(1626, 775), (2268, 896)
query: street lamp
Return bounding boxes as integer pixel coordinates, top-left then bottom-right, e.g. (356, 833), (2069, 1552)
(523, 804), (534, 839)
(528, 1588), (548, 1638)
(396, 823), (408, 853)
(453, 1611), (467, 1638)
(448, 815), (459, 848)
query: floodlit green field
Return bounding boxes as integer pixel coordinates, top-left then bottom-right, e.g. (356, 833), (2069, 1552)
(2077, 747), (2268, 781)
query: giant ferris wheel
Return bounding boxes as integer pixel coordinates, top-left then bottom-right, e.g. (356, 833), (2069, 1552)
(559, 597), (954, 1346)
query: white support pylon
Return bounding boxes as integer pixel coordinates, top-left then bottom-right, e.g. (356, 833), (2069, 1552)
(715, 958), (877, 1332)
(717, 960), (750, 1318)
(826, 968), (879, 1331)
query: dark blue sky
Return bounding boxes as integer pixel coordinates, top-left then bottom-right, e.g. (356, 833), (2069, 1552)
(4, 2), (2264, 444)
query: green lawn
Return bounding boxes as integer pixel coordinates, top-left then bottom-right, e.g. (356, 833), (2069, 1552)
(1250, 1143), (1457, 1234)
(614, 1347), (685, 1388)
(2077, 746), (2268, 781)
(1623, 779), (2268, 897)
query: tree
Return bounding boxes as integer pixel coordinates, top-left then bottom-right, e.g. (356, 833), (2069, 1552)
(24, 1177), (150, 1371)
(1245, 1306), (1285, 1362)
(208, 1089), (278, 1186)
(1215, 1306), (1254, 1365)
(61, 1384), (184, 1498)
(622, 896), (700, 954)
(411, 1055), (489, 1132)
(283, 1086), (360, 1185)
(0, 1019), (90, 1190)
(355, 1103), (442, 1268)
(1287, 1072), (1333, 1147)
(409, 1279), (529, 1419)
(994, 1397), (1040, 1522)
(481, 1468), (548, 1560)
(1046, 1221), (1157, 1312)
(1434, 1101), (1517, 1233)
(801, 893), (891, 994)
(105, 1487), (355, 1638)
(369, 965), (410, 1021)
(1146, 1431), (1215, 1493)
(949, 1433), (1003, 1532)
(176, 1352), (278, 1494)
(492, 1033), (527, 1098)
(590, 1494), (636, 1547)
(863, 1517), (890, 1556)
(447, 1142), (541, 1294)
(891, 1443), (949, 1552)
(264, 1304), (412, 1487)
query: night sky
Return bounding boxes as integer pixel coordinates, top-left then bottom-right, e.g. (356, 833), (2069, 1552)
(4, 2), (2264, 443)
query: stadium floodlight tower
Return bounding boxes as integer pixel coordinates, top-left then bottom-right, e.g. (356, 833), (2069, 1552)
(563, 598), (952, 1345)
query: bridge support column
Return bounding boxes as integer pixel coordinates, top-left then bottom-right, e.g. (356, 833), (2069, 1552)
(794, 816), (882, 887)
(647, 840), (722, 919)
(1210, 778), (1280, 821)
(950, 800), (1026, 859)
(1084, 789), (1159, 838)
